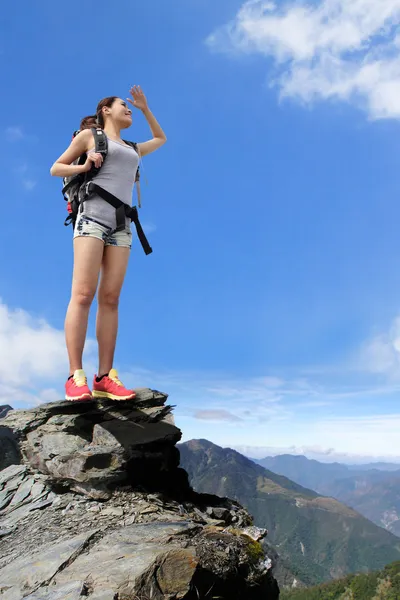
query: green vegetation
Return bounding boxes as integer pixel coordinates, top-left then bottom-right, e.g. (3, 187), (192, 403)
(280, 561), (400, 599)
(179, 440), (400, 588)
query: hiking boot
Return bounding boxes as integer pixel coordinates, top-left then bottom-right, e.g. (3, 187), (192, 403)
(92, 368), (136, 401)
(65, 369), (92, 402)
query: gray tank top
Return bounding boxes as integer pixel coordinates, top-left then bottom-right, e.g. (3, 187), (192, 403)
(81, 138), (139, 230)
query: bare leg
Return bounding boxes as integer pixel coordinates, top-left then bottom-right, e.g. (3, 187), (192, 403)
(65, 237), (104, 374)
(96, 245), (130, 376)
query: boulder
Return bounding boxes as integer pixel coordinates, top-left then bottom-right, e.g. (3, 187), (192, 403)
(0, 391), (279, 599)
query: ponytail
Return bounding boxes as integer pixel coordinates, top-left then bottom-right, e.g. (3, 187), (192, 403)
(79, 115), (98, 130)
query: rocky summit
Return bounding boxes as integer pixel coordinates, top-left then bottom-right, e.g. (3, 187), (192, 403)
(0, 389), (279, 599)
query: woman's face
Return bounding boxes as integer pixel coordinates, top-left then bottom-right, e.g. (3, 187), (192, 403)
(106, 98), (132, 129)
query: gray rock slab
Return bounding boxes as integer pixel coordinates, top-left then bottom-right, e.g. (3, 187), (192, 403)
(30, 482), (46, 499)
(0, 489), (14, 511)
(0, 465), (27, 487)
(52, 522), (192, 595)
(1, 474), (26, 496)
(26, 431), (88, 461)
(0, 529), (99, 597)
(29, 498), (53, 512)
(0, 502), (37, 527)
(9, 478), (35, 506)
(25, 581), (84, 600)
(91, 419), (181, 450)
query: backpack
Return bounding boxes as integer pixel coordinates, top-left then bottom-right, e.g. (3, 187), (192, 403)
(62, 127), (151, 255)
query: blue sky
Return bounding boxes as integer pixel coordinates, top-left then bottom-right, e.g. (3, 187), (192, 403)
(1, 0), (400, 463)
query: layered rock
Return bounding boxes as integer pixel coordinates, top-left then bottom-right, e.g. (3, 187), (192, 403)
(0, 406), (19, 472)
(0, 405), (12, 419)
(0, 390), (279, 599)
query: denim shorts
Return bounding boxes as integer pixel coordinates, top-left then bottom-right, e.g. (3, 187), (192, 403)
(73, 215), (132, 249)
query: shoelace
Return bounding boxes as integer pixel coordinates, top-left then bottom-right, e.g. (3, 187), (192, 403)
(109, 373), (123, 387)
(74, 373), (87, 387)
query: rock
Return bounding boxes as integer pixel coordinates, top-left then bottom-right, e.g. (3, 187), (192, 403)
(101, 506), (124, 517)
(0, 393), (280, 599)
(243, 525), (268, 542)
(1, 392), (184, 500)
(0, 405), (13, 419)
(30, 481), (46, 498)
(0, 423), (20, 472)
(0, 465), (26, 486)
(9, 477), (35, 506)
(124, 515), (136, 526)
(0, 530), (99, 599)
(0, 491), (13, 512)
(136, 547), (198, 599)
(206, 505), (231, 521)
(24, 581), (85, 599)
(29, 499), (53, 511)
(0, 527), (15, 538)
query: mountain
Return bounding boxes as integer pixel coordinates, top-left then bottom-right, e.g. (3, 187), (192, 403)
(280, 560), (400, 600)
(254, 454), (352, 491)
(349, 462), (400, 472)
(256, 454), (400, 536)
(179, 439), (400, 587)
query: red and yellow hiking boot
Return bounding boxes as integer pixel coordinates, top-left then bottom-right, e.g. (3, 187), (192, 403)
(92, 368), (136, 401)
(65, 369), (92, 402)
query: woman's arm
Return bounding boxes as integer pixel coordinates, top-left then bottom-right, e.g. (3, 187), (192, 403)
(50, 129), (101, 177)
(127, 86), (167, 157)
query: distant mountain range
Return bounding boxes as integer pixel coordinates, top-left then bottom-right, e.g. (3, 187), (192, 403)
(179, 439), (400, 588)
(255, 454), (400, 536)
(280, 560), (400, 600)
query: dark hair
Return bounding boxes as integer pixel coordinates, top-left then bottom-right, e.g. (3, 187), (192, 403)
(96, 96), (118, 129)
(79, 115), (97, 130)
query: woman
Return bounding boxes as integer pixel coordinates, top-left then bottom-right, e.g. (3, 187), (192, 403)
(51, 86), (166, 401)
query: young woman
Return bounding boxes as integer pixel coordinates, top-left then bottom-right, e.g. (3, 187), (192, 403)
(51, 86), (166, 401)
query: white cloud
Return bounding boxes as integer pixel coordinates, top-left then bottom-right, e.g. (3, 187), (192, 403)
(360, 315), (400, 378)
(0, 301), (96, 407)
(5, 126), (24, 142)
(234, 443), (400, 464)
(0, 384), (60, 408)
(206, 412), (400, 461)
(0, 302), (67, 386)
(207, 0), (400, 119)
(195, 409), (242, 422)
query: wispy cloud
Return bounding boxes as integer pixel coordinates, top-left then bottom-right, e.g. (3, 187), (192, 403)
(142, 222), (157, 234)
(195, 409), (242, 422)
(5, 126), (24, 142)
(13, 163), (37, 192)
(235, 443), (400, 464)
(22, 179), (37, 191)
(207, 0), (400, 120)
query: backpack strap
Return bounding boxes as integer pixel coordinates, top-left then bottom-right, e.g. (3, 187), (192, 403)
(85, 182), (152, 255)
(91, 127), (108, 158)
(64, 128), (108, 224)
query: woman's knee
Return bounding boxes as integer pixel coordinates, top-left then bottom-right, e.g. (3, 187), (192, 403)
(98, 289), (120, 309)
(71, 286), (96, 308)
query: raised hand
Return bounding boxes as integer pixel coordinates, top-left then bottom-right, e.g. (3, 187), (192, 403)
(127, 86), (149, 112)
